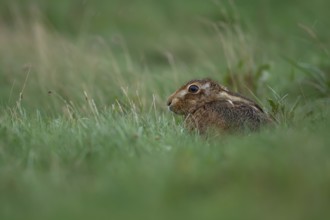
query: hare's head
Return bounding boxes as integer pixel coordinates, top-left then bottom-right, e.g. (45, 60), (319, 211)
(167, 79), (229, 115)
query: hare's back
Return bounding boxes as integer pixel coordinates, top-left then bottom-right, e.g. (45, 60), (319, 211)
(206, 100), (268, 130)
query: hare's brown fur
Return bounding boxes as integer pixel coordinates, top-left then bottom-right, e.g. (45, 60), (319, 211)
(167, 78), (271, 134)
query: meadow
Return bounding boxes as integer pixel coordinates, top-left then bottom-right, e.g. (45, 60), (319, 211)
(0, 0), (330, 219)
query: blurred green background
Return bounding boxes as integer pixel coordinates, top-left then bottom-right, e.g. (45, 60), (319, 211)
(0, 0), (329, 220)
(0, 0), (329, 111)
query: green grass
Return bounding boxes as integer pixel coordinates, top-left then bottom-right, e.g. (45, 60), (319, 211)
(0, 0), (330, 219)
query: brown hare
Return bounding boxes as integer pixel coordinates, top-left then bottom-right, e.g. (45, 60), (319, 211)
(167, 78), (272, 134)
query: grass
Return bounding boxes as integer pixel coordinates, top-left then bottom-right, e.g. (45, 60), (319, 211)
(0, 0), (330, 219)
(1, 104), (330, 220)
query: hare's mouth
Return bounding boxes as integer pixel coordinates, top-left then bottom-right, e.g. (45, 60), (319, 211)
(168, 105), (185, 115)
(168, 105), (177, 113)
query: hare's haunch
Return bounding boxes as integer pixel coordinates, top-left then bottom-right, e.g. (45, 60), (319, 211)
(167, 78), (271, 134)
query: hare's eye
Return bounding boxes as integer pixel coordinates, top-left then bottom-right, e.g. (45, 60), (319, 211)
(188, 85), (199, 93)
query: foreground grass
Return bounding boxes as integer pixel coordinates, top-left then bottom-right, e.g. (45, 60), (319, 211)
(0, 104), (330, 220)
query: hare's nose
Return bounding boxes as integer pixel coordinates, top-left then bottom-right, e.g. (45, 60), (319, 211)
(167, 100), (172, 106)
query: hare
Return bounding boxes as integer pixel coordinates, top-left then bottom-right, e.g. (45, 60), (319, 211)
(167, 78), (272, 134)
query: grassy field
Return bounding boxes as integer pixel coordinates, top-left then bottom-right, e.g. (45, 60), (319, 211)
(0, 0), (330, 219)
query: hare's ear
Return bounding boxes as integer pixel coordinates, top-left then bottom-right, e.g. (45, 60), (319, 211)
(207, 79), (228, 92)
(219, 85), (229, 92)
(200, 82), (211, 90)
